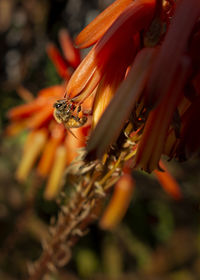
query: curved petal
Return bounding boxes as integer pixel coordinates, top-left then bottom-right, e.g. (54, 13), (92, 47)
(86, 48), (156, 160)
(66, 47), (97, 98)
(75, 0), (134, 48)
(145, 0), (200, 106)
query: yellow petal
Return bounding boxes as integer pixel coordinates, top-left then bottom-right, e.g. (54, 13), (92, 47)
(100, 174), (135, 230)
(37, 124), (65, 177)
(44, 145), (68, 200)
(16, 129), (48, 182)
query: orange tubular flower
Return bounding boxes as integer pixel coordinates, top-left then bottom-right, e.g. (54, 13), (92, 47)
(7, 30), (89, 199)
(44, 144), (68, 200)
(134, 56), (190, 172)
(153, 160), (182, 200)
(16, 129), (48, 182)
(46, 43), (71, 80)
(37, 124), (65, 177)
(75, 0), (134, 48)
(100, 174), (135, 230)
(59, 29), (81, 69)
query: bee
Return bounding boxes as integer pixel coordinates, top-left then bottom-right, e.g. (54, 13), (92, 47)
(53, 99), (87, 136)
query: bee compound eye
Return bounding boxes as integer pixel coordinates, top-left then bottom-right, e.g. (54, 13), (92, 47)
(55, 103), (62, 109)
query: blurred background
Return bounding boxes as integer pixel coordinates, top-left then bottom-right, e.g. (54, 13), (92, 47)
(1, 0), (200, 279)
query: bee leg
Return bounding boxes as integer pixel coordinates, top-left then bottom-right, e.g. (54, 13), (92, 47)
(70, 115), (81, 127)
(74, 105), (83, 120)
(66, 126), (78, 139)
(77, 105), (81, 113)
(79, 116), (87, 125)
(72, 115), (87, 127)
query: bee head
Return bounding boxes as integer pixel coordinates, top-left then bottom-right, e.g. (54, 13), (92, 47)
(53, 99), (67, 111)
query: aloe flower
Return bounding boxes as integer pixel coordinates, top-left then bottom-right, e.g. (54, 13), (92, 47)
(64, 0), (200, 173)
(62, 0), (186, 229)
(7, 30), (89, 200)
(67, 0), (156, 128)
(27, 2), (197, 278)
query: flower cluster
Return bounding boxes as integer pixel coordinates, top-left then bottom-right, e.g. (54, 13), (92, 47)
(7, 30), (90, 200)
(22, 1), (200, 278)
(66, 0), (200, 173)
(7, 0), (186, 219)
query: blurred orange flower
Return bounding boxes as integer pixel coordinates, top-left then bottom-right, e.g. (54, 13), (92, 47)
(7, 30), (90, 200)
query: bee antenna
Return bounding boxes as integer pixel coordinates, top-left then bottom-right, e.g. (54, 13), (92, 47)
(64, 91), (68, 99)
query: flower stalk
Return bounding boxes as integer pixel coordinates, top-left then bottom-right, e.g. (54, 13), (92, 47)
(28, 120), (139, 279)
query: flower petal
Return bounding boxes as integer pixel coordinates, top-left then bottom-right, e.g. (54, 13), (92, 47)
(67, 47), (97, 99)
(46, 42), (71, 80)
(99, 174), (135, 230)
(37, 124), (65, 177)
(16, 129), (48, 182)
(71, 68), (101, 103)
(75, 0), (134, 48)
(92, 56), (130, 128)
(38, 85), (65, 98)
(7, 100), (44, 120)
(44, 144), (68, 200)
(134, 56), (190, 172)
(16, 86), (34, 102)
(68, 0), (155, 100)
(95, 0), (156, 64)
(59, 29), (81, 68)
(154, 160), (182, 200)
(65, 128), (86, 164)
(145, 0), (200, 106)
(86, 48), (157, 160)
(28, 106), (53, 129)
